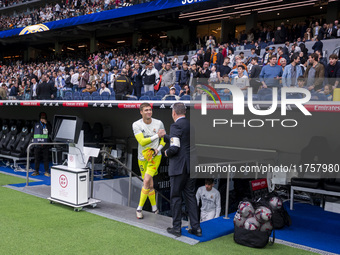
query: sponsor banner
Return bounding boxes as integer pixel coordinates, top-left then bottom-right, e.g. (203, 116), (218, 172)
(20, 102), (40, 106)
(62, 102), (89, 107)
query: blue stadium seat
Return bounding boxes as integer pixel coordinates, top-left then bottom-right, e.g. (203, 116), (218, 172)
(73, 91), (81, 98)
(175, 85), (181, 91)
(139, 96), (150, 100)
(165, 96), (176, 100)
(109, 94), (116, 100)
(64, 91), (73, 100)
(286, 93), (303, 99)
(82, 96), (90, 101)
(101, 92), (110, 100)
(144, 91), (154, 97)
(151, 96), (162, 100)
(74, 96), (82, 100)
(156, 90), (166, 97)
(219, 95), (230, 101)
(159, 87), (170, 94)
(180, 95), (191, 100)
(92, 91), (100, 98)
(92, 96), (102, 100)
(82, 92), (90, 98)
(141, 87), (145, 96)
(128, 96), (138, 100)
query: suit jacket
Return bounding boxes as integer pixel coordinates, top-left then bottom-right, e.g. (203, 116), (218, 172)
(312, 41), (323, 53)
(165, 117), (191, 177)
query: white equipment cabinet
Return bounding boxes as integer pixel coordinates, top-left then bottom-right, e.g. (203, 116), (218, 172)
(51, 165), (89, 206)
(48, 121), (100, 211)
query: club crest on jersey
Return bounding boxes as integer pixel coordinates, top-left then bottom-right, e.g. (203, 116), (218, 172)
(153, 128), (156, 133)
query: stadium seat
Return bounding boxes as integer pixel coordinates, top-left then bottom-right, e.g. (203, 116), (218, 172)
(73, 91), (81, 98)
(175, 71), (180, 82)
(92, 96), (102, 100)
(82, 92), (91, 99)
(74, 96), (82, 100)
(82, 96), (91, 101)
(101, 92), (110, 100)
(175, 85), (181, 91)
(165, 96), (176, 100)
(155, 90), (165, 97)
(2, 125), (19, 154)
(92, 91), (100, 98)
(286, 93), (303, 99)
(159, 87), (170, 94)
(151, 96), (162, 100)
(144, 91), (154, 97)
(139, 96), (150, 100)
(180, 95), (191, 100)
(109, 94), (116, 100)
(64, 91), (73, 100)
(128, 96), (138, 100)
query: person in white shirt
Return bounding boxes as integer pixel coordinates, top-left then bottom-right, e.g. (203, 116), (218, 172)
(233, 65), (249, 96)
(70, 69), (79, 92)
(196, 179), (221, 222)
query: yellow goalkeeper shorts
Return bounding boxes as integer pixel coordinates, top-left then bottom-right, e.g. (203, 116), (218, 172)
(138, 155), (162, 179)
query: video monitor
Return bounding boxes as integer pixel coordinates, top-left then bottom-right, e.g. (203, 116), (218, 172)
(52, 115), (83, 143)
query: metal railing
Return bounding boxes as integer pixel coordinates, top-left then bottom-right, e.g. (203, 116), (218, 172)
(26, 142), (68, 186)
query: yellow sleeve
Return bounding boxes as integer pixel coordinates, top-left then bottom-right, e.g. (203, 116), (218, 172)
(160, 137), (166, 147)
(135, 132), (152, 147)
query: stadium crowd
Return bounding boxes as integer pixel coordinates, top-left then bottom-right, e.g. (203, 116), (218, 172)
(0, 0), (139, 31)
(0, 29), (339, 101)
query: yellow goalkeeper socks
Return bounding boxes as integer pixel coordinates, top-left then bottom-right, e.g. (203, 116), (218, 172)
(137, 187), (150, 210)
(148, 189), (157, 211)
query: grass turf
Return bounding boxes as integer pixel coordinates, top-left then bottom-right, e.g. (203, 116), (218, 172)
(0, 173), (313, 255)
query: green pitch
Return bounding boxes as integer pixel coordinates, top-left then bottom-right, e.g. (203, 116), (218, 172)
(0, 173), (313, 255)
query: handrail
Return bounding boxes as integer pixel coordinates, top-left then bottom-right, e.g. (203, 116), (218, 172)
(26, 142), (68, 186)
(100, 150), (171, 204)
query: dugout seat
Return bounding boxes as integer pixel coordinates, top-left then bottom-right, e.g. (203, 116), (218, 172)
(291, 136), (332, 188)
(1, 125), (19, 155)
(11, 127), (33, 157)
(322, 146), (340, 192)
(0, 124), (10, 150)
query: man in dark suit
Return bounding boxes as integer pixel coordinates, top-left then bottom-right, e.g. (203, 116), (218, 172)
(163, 103), (201, 237)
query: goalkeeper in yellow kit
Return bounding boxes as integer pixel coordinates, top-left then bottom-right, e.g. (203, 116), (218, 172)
(132, 103), (166, 219)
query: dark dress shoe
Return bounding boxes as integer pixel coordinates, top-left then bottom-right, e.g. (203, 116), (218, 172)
(188, 227), (202, 237)
(167, 227), (181, 237)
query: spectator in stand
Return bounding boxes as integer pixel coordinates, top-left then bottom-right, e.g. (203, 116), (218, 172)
(313, 22), (321, 40)
(325, 54), (340, 89)
(199, 62), (211, 79)
(249, 57), (262, 93)
(0, 83), (7, 100)
(326, 23), (337, 39)
(131, 63), (143, 99)
(274, 26), (284, 44)
(162, 86), (180, 100)
(141, 61), (159, 93)
(206, 36), (216, 50)
(209, 48), (217, 67)
(254, 41), (261, 56)
(31, 78), (39, 100)
(179, 85), (190, 97)
(280, 58), (287, 71)
(216, 48), (224, 67)
(209, 65), (218, 84)
(315, 50), (327, 67)
(79, 67), (89, 91)
(159, 62), (176, 88)
(312, 37), (323, 53)
(82, 83), (97, 94)
(259, 55), (283, 88)
(8, 82), (18, 100)
(304, 53), (325, 92)
(277, 48), (289, 66)
(297, 76), (306, 88)
(322, 84), (333, 101)
(233, 65), (249, 96)
(99, 82), (111, 95)
(282, 53), (303, 87)
(37, 75), (54, 100)
(178, 62), (190, 88)
(217, 57), (231, 82)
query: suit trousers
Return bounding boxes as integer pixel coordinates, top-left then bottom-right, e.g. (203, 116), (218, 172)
(170, 173), (199, 231)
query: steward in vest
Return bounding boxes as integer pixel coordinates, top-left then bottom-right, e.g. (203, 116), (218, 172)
(114, 68), (133, 100)
(32, 112), (52, 177)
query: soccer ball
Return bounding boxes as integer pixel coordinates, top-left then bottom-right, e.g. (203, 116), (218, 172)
(260, 221), (273, 232)
(255, 206), (272, 222)
(269, 197), (283, 210)
(233, 212), (246, 228)
(244, 217), (260, 231)
(238, 202), (255, 218)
